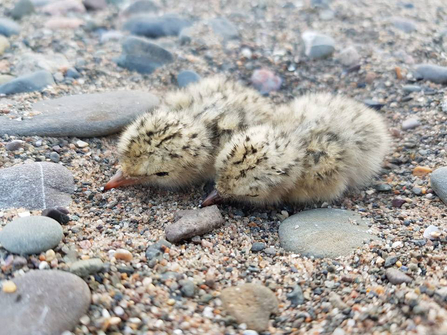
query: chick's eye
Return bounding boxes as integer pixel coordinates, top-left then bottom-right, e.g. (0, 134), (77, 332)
(155, 172), (169, 177)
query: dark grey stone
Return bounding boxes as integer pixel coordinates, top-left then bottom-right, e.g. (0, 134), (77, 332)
(66, 68), (81, 79)
(116, 36), (174, 74)
(70, 258), (104, 277)
(121, 0), (159, 16)
(0, 270), (91, 335)
(414, 64), (447, 84)
(302, 31), (335, 59)
(0, 18), (21, 36)
(11, 0), (35, 20)
(0, 162), (73, 210)
(41, 207), (70, 224)
(166, 205), (225, 243)
(430, 167), (447, 204)
(177, 70), (201, 88)
(278, 209), (375, 258)
(402, 84), (422, 93)
(385, 256), (398, 267)
(179, 279), (196, 297)
(50, 152), (60, 162)
(375, 184), (391, 192)
(386, 268), (413, 284)
(209, 17), (239, 40)
(0, 216), (63, 254)
(364, 99), (385, 111)
(123, 14), (191, 38)
(0, 90), (158, 137)
(251, 242), (266, 252)
(0, 70), (54, 95)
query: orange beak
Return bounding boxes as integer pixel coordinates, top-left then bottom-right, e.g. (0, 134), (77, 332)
(201, 189), (224, 207)
(103, 170), (142, 191)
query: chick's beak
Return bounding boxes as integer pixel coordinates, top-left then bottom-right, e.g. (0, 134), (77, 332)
(103, 170), (141, 191)
(201, 189), (223, 207)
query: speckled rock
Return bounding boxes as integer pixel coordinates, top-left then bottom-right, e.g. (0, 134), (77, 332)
(0, 91), (158, 137)
(278, 209), (375, 258)
(0, 70), (54, 95)
(177, 70), (201, 87)
(0, 162), (73, 210)
(221, 284), (279, 332)
(302, 31), (335, 59)
(430, 167), (447, 204)
(123, 14), (191, 38)
(0, 216), (63, 254)
(414, 64), (447, 84)
(165, 205), (225, 243)
(0, 270), (91, 335)
(0, 18), (21, 36)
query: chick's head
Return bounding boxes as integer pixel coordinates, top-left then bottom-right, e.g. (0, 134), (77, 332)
(208, 126), (305, 205)
(107, 109), (214, 189)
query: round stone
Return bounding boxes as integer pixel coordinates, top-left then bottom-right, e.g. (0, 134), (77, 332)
(302, 31), (335, 59)
(0, 270), (91, 335)
(0, 216), (63, 254)
(70, 258), (104, 277)
(177, 70), (201, 88)
(278, 209), (375, 258)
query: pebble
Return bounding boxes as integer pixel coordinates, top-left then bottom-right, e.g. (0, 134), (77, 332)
(100, 30), (123, 43)
(116, 36), (174, 74)
(15, 52), (70, 76)
(402, 84), (422, 93)
(0, 270), (90, 334)
(364, 99), (385, 111)
(11, 0), (35, 20)
(392, 198), (406, 208)
(251, 242), (266, 252)
(286, 284), (304, 306)
(42, 0), (86, 15)
(385, 256), (398, 267)
(250, 69), (282, 95)
(0, 35), (9, 56)
(337, 46), (360, 67)
(375, 183), (392, 192)
(0, 18), (21, 37)
(123, 14), (191, 38)
(0, 91), (158, 137)
(0, 74), (14, 84)
(2, 281), (17, 293)
(179, 279), (196, 297)
(49, 151), (60, 162)
(423, 225), (440, 240)
(412, 166), (432, 176)
(41, 207), (70, 224)
(264, 247), (276, 256)
(386, 268), (413, 284)
(414, 64), (447, 84)
(430, 167), (447, 204)
(0, 216), (63, 254)
(66, 67), (81, 78)
(70, 258), (104, 277)
(5, 140), (23, 151)
(165, 205), (225, 243)
(278, 209), (374, 258)
(209, 17), (239, 40)
(121, 0), (159, 17)
(391, 17), (417, 33)
(302, 31), (335, 59)
(221, 284), (279, 332)
(0, 70), (54, 95)
(114, 249), (133, 261)
(83, 0), (107, 10)
(76, 140), (89, 148)
(44, 17), (84, 29)
(177, 70), (201, 88)
(0, 162), (74, 210)
(401, 118), (420, 130)
(243, 331), (259, 335)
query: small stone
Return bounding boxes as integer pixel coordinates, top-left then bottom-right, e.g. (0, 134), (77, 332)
(66, 68), (80, 79)
(412, 187), (422, 195)
(44, 17), (84, 30)
(165, 205), (224, 243)
(121, 0), (159, 17)
(179, 279), (196, 297)
(402, 85), (422, 93)
(364, 99), (385, 111)
(251, 69), (282, 95)
(49, 152), (60, 162)
(15, 52), (70, 76)
(264, 247), (276, 256)
(123, 14), (191, 38)
(0, 70), (54, 95)
(286, 284), (304, 306)
(414, 64), (447, 84)
(392, 198), (406, 208)
(177, 70), (201, 88)
(100, 30), (123, 43)
(0, 35), (10, 55)
(391, 17), (417, 33)
(221, 284), (279, 332)
(5, 140), (23, 151)
(337, 46), (360, 67)
(2, 281), (17, 293)
(42, 0), (86, 15)
(41, 207), (70, 224)
(430, 167), (447, 204)
(0, 18), (21, 37)
(302, 31), (335, 59)
(251, 242), (266, 252)
(375, 184), (391, 192)
(83, 0), (107, 10)
(70, 258), (104, 276)
(45, 249), (56, 261)
(423, 225), (440, 240)
(11, 0), (35, 20)
(386, 268), (413, 284)
(76, 140), (89, 148)
(413, 166), (432, 177)
(385, 256), (398, 267)
(209, 17), (239, 40)
(115, 249), (132, 261)
(402, 118), (420, 130)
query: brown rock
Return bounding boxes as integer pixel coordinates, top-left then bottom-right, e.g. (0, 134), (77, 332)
(221, 284), (279, 332)
(166, 205), (224, 243)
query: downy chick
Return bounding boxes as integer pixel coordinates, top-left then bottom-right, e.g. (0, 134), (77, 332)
(104, 75), (276, 190)
(203, 94), (390, 206)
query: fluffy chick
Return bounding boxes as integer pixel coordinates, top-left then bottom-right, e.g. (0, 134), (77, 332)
(204, 94), (390, 206)
(104, 75), (276, 190)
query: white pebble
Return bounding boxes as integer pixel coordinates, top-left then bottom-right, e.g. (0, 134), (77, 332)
(76, 140), (89, 148)
(423, 225), (440, 240)
(402, 118), (420, 130)
(241, 48), (252, 59)
(392, 241), (403, 249)
(39, 261), (49, 270)
(114, 306), (125, 316)
(18, 211), (31, 217)
(203, 306), (214, 318)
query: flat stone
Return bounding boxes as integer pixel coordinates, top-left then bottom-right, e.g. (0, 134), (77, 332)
(363, 99), (385, 111)
(386, 268), (413, 284)
(0, 90), (158, 137)
(123, 14), (191, 38)
(430, 167), (447, 204)
(0, 70), (54, 95)
(251, 242), (266, 252)
(15, 52), (70, 76)
(337, 46), (360, 67)
(121, 0), (159, 17)
(116, 36), (174, 74)
(402, 84), (422, 93)
(0, 18), (21, 37)
(42, 0), (86, 15)
(221, 284), (279, 332)
(83, 0), (107, 10)
(0, 162), (74, 210)
(0, 216), (63, 254)
(177, 70), (201, 88)
(165, 205), (225, 243)
(209, 17), (239, 40)
(423, 225), (440, 240)
(0, 270), (90, 335)
(401, 118), (420, 130)
(391, 17), (417, 33)
(302, 31), (335, 59)
(70, 258), (104, 276)
(11, 0), (35, 20)
(278, 209), (374, 258)
(44, 17), (84, 30)
(414, 64), (447, 84)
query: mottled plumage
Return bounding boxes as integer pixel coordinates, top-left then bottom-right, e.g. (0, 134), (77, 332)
(207, 94), (391, 206)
